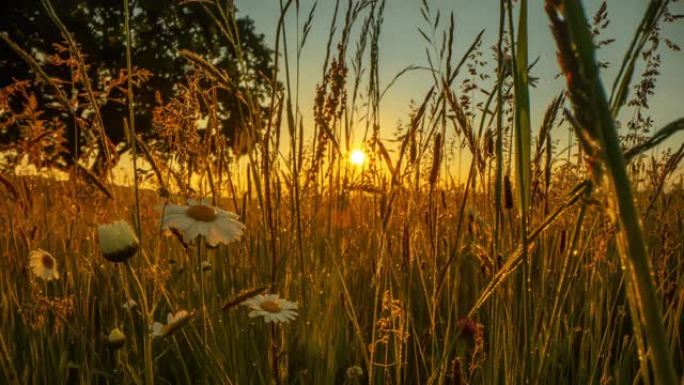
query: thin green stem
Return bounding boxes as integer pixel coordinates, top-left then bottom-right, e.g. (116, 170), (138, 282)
(124, 261), (154, 385)
(123, 0), (142, 245)
(548, 1), (678, 383)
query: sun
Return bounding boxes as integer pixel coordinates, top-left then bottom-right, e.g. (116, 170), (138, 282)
(349, 149), (367, 166)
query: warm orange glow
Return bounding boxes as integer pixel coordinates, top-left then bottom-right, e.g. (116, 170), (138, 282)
(349, 149), (367, 166)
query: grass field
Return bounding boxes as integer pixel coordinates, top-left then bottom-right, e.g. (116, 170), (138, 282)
(1, 0), (684, 384)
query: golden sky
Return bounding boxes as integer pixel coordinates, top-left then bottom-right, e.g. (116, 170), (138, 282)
(238, 0), (684, 154)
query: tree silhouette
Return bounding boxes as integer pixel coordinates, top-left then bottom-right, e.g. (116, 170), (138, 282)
(0, 0), (273, 172)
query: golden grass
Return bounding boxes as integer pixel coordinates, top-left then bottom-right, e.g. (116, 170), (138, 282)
(1, 0), (684, 384)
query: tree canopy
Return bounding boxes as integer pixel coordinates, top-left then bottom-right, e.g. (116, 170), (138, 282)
(0, 0), (274, 172)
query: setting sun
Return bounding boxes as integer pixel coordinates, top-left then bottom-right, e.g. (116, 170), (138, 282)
(349, 149), (367, 166)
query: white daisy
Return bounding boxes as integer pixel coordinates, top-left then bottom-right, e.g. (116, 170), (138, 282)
(160, 199), (245, 247)
(97, 220), (139, 263)
(29, 249), (60, 281)
(242, 294), (298, 324)
(106, 327), (126, 350)
(151, 310), (194, 338)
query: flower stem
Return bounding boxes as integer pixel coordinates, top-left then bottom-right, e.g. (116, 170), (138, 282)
(270, 324), (282, 385)
(124, 261), (154, 385)
(123, 0), (142, 246)
(197, 237), (208, 385)
(197, 238), (208, 347)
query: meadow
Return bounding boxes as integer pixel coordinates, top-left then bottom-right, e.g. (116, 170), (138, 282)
(1, 0), (684, 384)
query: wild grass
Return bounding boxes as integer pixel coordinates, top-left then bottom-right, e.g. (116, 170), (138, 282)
(1, 0), (684, 384)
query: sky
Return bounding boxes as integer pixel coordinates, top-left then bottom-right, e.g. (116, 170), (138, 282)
(236, 0), (684, 157)
(18, 1), (683, 185)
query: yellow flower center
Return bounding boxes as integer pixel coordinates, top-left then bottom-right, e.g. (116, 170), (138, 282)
(186, 205), (217, 222)
(260, 300), (281, 313)
(41, 254), (54, 269)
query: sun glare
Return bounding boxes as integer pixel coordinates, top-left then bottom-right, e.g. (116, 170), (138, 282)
(349, 149), (367, 166)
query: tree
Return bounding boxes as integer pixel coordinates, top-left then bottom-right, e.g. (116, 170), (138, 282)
(0, 0), (273, 173)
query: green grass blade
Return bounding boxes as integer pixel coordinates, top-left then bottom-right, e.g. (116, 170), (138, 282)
(546, 1), (678, 383)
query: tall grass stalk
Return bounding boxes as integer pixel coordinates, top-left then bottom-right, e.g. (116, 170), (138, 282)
(546, 1), (678, 384)
(493, 0), (506, 255)
(508, 0), (533, 381)
(123, 0), (141, 241)
(40, 0), (114, 171)
(122, 2), (155, 384)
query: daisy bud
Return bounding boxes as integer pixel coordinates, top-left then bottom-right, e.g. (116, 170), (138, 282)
(151, 322), (165, 339)
(346, 365), (364, 379)
(164, 310), (194, 336)
(201, 260), (212, 271)
(97, 220), (140, 263)
(151, 310), (194, 338)
(106, 327), (126, 350)
(122, 299), (138, 310)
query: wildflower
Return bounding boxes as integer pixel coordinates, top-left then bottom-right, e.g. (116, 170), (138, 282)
(151, 310), (194, 338)
(242, 294), (298, 324)
(97, 220), (139, 263)
(122, 299), (137, 310)
(160, 199), (245, 247)
(106, 327), (126, 350)
(29, 249), (60, 281)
